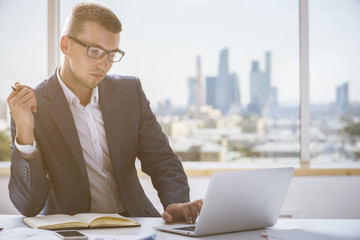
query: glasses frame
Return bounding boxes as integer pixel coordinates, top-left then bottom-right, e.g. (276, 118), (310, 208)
(68, 36), (125, 62)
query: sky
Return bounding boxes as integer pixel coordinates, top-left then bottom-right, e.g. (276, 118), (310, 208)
(0, 0), (359, 108)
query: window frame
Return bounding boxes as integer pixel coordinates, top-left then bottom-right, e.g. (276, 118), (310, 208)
(299, 0), (310, 167)
(11, 0), (351, 175)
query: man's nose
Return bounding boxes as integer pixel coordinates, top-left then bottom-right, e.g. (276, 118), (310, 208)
(96, 53), (111, 71)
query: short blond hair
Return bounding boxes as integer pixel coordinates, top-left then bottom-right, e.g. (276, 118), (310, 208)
(63, 2), (122, 36)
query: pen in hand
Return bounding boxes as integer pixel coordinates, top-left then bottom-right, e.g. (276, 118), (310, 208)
(12, 86), (37, 113)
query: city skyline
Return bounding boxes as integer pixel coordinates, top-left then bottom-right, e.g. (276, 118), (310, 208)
(165, 49), (355, 117)
(186, 48), (243, 115)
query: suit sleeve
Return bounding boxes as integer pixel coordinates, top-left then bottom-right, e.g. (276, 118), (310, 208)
(8, 117), (51, 217)
(134, 78), (190, 210)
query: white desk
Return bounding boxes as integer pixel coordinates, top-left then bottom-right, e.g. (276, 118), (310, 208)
(0, 215), (359, 239)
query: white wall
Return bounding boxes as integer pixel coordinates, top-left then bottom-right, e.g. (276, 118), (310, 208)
(1, 174), (360, 218)
(0, 174), (17, 214)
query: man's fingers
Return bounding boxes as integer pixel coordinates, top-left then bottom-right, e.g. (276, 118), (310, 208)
(188, 203), (197, 223)
(13, 83), (35, 92)
(181, 205), (192, 223)
(180, 203), (199, 223)
(162, 211), (173, 223)
(17, 91), (33, 104)
(12, 91), (35, 109)
(24, 96), (37, 111)
(196, 199), (203, 217)
(10, 86), (37, 113)
(163, 199), (205, 224)
(190, 200), (203, 223)
(15, 87), (36, 99)
(181, 200), (204, 223)
(7, 90), (18, 103)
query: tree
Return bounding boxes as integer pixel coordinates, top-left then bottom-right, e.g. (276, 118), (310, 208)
(0, 129), (11, 161)
(344, 120), (360, 144)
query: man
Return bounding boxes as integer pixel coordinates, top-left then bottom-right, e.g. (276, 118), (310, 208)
(7, 2), (202, 223)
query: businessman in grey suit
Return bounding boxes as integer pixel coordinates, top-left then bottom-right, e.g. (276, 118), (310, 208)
(7, 2), (202, 223)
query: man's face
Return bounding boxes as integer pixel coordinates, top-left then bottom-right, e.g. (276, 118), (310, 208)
(68, 21), (120, 90)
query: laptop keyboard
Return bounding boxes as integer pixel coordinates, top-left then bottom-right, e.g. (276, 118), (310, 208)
(174, 226), (196, 232)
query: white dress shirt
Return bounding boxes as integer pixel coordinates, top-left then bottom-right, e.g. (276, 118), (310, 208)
(15, 67), (125, 213)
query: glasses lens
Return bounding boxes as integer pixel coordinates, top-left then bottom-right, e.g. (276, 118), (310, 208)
(87, 46), (124, 62)
(109, 52), (123, 62)
(87, 46), (105, 59)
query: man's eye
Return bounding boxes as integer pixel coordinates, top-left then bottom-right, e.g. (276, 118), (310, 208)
(89, 47), (103, 56)
(109, 52), (117, 59)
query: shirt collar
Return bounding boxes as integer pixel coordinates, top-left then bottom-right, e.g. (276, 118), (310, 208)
(56, 66), (99, 107)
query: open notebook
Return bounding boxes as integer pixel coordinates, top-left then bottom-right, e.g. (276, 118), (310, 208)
(154, 167), (294, 236)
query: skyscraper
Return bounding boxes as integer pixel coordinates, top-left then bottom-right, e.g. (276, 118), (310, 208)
(196, 56), (202, 107)
(188, 56), (203, 108)
(265, 51), (271, 85)
(188, 77), (197, 107)
(230, 73), (241, 105)
(206, 77), (217, 108)
(215, 49), (231, 113)
(249, 51), (275, 116)
(228, 73), (242, 114)
(336, 82), (349, 109)
(206, 48), (241, 114)
(250, 61), (268, 114)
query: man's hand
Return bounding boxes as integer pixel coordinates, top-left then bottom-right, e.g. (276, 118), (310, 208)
(7, 83), (37, 145)
(162, 199), (203, 224)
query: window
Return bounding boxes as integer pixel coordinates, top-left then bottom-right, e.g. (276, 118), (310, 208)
(309, 0), (360, 166)
(1, 0), (358, 169)
(0, 0), (47, 161)
(61, 0), (300, 165)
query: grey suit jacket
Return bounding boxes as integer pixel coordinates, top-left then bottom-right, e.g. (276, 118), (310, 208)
(9, 70), (190, 217)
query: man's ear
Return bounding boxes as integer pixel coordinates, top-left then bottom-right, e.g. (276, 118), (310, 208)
(60, 35), (70, 56)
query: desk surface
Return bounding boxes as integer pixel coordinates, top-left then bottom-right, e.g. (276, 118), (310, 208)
(0, 215), (359, 239)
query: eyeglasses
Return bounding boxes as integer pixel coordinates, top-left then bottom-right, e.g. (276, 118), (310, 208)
(68, 36), (125, 62)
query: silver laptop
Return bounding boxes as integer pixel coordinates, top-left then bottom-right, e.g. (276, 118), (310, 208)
(154, 167), (294, 236)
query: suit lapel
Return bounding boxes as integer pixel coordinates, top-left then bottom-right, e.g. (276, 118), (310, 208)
(98, 78), (123, 175)
(43, 72), (88, 180)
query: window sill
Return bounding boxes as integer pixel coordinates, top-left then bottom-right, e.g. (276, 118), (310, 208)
(181, 167), (360, 176)
(1, 161), (360, 177)
(176, 161), (360, 176)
